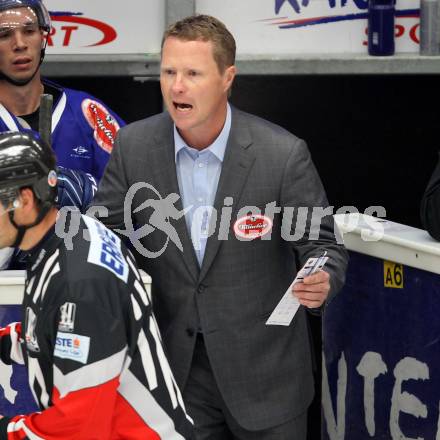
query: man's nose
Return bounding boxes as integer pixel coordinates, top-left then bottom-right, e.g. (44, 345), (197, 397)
(171, 73), (186, 94)
(12, 29), (27, 50)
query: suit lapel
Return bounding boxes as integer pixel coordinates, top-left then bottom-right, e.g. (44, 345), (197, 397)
(150, 114), (200, 282)
(199, 109), (255, 282)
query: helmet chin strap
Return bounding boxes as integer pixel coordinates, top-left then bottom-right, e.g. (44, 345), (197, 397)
(8, 202), (52, 248)
(0, 63), (40, 87)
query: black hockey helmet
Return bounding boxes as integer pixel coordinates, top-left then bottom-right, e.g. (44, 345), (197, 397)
(0, 0), (51, 32)
(0, 130), (57, 209)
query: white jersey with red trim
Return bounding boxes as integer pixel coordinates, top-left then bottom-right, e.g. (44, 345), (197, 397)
(0, 215), (194, 440)
(0, 79), (125, 181)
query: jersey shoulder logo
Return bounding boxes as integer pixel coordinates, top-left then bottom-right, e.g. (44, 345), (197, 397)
(81, 99), (120, 154)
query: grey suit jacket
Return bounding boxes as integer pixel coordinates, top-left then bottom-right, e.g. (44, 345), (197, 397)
(91, 107), (348, 431)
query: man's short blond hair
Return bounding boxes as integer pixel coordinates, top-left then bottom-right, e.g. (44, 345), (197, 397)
(162, 14), (236, 73)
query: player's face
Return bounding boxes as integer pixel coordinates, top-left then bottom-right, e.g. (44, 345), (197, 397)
(0, 7), (44, 84)
(0, 201), (17, 249)
(160, 37), (236, 149)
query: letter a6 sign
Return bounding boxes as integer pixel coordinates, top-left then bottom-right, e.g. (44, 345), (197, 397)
(383, 260), (404, 289)
(44, 0), (164, 54)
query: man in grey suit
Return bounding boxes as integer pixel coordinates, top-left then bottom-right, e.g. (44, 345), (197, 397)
(91, 14), (348, 440)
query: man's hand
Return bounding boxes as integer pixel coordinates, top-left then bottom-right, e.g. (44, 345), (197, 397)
(292, 270), (330, 308)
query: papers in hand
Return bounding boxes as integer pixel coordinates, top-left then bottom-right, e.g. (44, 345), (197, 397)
(265, 252), (329, 326)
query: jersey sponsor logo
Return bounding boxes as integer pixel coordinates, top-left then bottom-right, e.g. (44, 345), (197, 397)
(59, 302), (76, 333)
(81, 99), (120, 154)
(71, 145), (91, 159)
(25, 308), (40, 353)
(54, 332), (90, 364)
(83, 215), (129, 283)
(233, 214), (273, 240)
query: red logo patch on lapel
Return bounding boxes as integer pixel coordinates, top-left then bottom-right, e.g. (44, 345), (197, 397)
(233, 214), (272, 240)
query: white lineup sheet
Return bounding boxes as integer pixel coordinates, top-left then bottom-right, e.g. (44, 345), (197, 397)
(266, 254), (328, 326)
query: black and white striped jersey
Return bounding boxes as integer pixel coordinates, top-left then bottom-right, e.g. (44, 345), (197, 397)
(0, 214), (193, 439)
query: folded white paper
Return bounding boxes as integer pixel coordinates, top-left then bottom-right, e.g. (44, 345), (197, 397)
(266, 253), (328, 326)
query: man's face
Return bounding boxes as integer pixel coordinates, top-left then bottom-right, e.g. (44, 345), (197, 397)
(0, 7), (44, 84)
(160, 37), (235, 146)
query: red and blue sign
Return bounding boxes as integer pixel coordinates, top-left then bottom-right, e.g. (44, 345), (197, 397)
(47, 11), (116, 47)
(42, 0), (163, 54)
(269, 0), (419, 35)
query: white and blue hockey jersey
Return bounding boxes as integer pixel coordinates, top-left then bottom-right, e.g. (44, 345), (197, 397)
(0, 79), (125, 181)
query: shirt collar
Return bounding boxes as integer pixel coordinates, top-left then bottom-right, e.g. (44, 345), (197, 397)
(174, 103), (231, 162)
(25, 225), (58, 270)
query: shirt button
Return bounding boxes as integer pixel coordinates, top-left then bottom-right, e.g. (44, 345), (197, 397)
(198, 163), (204, 168)
(197, 197), (203, 203)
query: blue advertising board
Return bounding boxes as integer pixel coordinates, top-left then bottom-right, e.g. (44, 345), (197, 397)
(0, 305), (38, 417)
(323, 251), (440, 439)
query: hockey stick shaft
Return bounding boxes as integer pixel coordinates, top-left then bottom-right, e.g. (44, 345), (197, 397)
(39, 93), (53, 148)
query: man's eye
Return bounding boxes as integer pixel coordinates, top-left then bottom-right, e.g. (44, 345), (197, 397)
(23, 25), (38, 35)
(0, 30), (11, 39)
(188, 71), (198, 77)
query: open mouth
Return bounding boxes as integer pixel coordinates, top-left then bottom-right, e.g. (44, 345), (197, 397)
(173, 102), (193, 112)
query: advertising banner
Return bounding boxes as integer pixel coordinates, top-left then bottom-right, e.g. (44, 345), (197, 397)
(323, 251), (440, 439)
(197, 0), (419, 53)
(0, 306), (38, 417)
(43, 0), (164, 54)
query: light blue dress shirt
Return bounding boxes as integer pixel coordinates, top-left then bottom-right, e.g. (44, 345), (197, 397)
(174, 104), (231, 266)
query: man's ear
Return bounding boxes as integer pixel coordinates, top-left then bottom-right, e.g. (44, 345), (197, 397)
(223, 65), (236, 92)
(16, 188), (37, 215)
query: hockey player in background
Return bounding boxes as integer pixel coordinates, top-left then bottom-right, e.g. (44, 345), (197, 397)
(0, 131), (194, 439)
(0, 0), (125, 182)
(0, 0), (124, 269)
